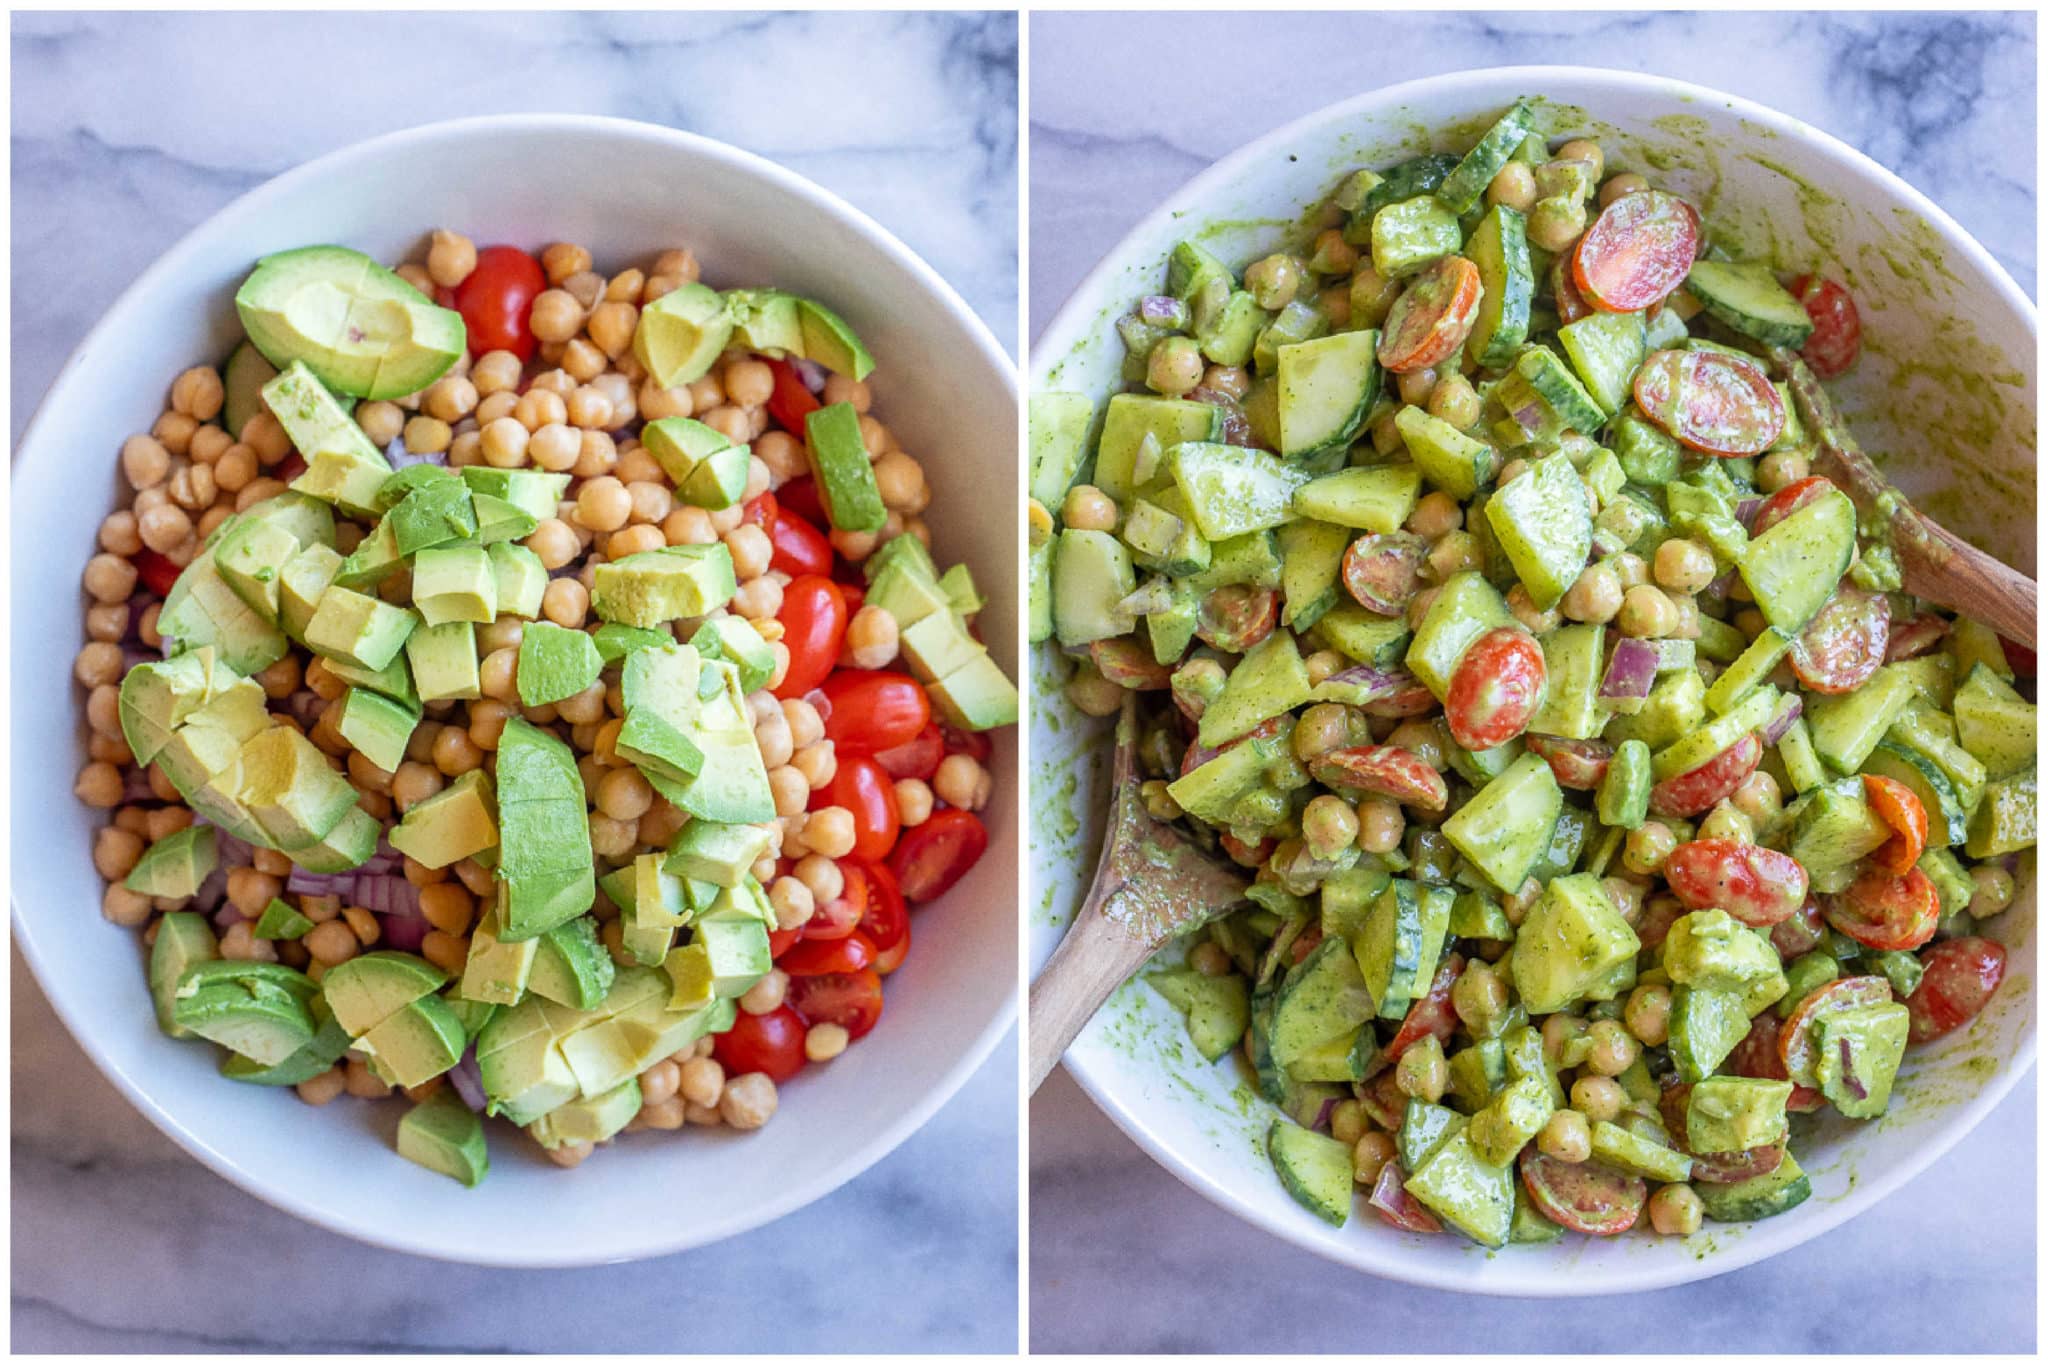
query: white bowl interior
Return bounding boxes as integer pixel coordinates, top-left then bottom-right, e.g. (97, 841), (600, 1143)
(1028, 67), (2035, 1294)
(13, 116), (1018, 1266)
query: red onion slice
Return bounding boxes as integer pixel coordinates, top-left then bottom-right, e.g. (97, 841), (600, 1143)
(1761, 692), (1804, 745)
(380, 912), (429, 952)
(446, 1049), (488, 1112)
(1600, 637), (1662, 700)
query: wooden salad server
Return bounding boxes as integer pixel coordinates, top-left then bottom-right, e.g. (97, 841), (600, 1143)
(1027, 695), (1249, 1092)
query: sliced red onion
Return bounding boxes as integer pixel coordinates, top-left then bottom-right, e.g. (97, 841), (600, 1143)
(211, 904), (244, 931)
(1762, 692), (1804, 745)
(158, 634), (178, 655)
(791, 357), (829, 393)
(215, 831), (258, 869)
(192, 867), (228, 913)
(1318, 663), (1412, 699)
(446, 1049), (488, 1113)
(286, 868), (359, 897)
(383, 434), (448, 469)
(379, 912), (429, 952)
(1837, 1038), (1867, 1100)
(1308, 1095), (1340, 1132)
(1735, 497), (1763, 530)
(276, 453), (308, 482)
(1137, 294), (1190, 330)
(352, 875), (423, 919)
(121, 767), (157, 802)
(288, 690), (326, 727)
(1600, 638), (1662, 701)
(1369, 1161), (1442, 1232)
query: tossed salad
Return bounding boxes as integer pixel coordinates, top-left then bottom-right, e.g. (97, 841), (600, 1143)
(77, 232), (1014, 1185)
(1029, 100), (2034, 1245)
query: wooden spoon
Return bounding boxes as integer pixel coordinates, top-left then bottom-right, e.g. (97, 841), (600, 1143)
(1027, 694), (1250, 1093)
(1772, 351), (2036, 648)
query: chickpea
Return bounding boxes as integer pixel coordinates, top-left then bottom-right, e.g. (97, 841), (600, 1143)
(1648, 1183), (1704, 1237)
(804, 1022), (851, 1063)
(1527, 196), (1588, 253)
(1599, 172), (1650, 208)
(1561, 562), (1623, 623)
(1584, 1018), (1640, 1077)
(793, 853), (844, 907)
(1349, 266), (1399, 328)
(1624, 983), (1672, 1047)
(1352, 1130), (1398, 1186)
(1301, 794), (1360, 858)
(75, 762), (125, 808)
(1505, 582), (1559, 635)
(1969, 864), (2017, 917)
(1555, 139), (1605, 181)
(1406, 490), (1462, 540)
(1292, 705), (1352, 763)
(1145, 336), (1204, 396)
(719, 1072), (778, 1129)
(1758, 449), (1810, 493)
(1425, 372), (1482, 429)
(1622, 822), (1679, 875)
(1451, 961), (1508, 1034)
(1609, 551), (1650, 590)
(1386, 719), (1445, 771)
(1202, 364), (1251, 399)
(540, 577), (589, 628)
(1570, 1075), (1625, 1123)
(1329, 1098), (1368, 1147)
(529, 289), (585, 344)
(933, 754), (992, 812)
(1243, 253), (1303, 311)
(1394, 1036), (1447, 1103)
(82, 553), (139, 604)
(1538, 1108), (1592, 1163)
(893, 778), (935, 828)
(1653, 538), (1717, 595)
(1188, 940), (1233, 978)
(1486, 160), (1538, 213)
(1356, 797), (1405, 854)
(1066, 667), (1124, 718)
(1730, 770), (1782, 827)
(1616, 583), (1677, 639)
(843, 604), (900, 670)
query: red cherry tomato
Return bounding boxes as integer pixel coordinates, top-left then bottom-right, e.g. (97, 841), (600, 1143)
(1377, 255), (1484, 373)
(1750, 475), (1836, 537)
(787, 967), (885, 1039)
(854, 858), (909, 953)
(888, 808), (989, 903)
(1789, 585), (1889, 695)
(1648, 732), (1763, 818)
(1308, 744), (1450, 811)
(1088, 638), (1174, 690)
(1340, 532), (1427, 615)
(874, 722), (945, 781)
(1862, 774), (1929, 875)
(872, 919), (911, 975)
(1385, 953), (1464, 1059)
(769, 503), (835, 578)
(1632, 348), (1786, 455)
(763, 356), (822, 434)
(742, 491), (777, 530)
(1572, 189), (1700, 312)
(812, 756), (902, 862)
(1444, 627), (1546, 751)
(781, 931), (877, 978)
(941, 724), (994, 764)
(777, 475), (827, 527)
(1822, 866), (1941, 952)
(1519, 1149), (1646, 1236)
(1663, 839), (1808, 927)
(818, 671), (933, 756)
(1194, 585), (1280, 653)
(773, 575), (848, 699)
(1788, 274), (1862, 379)
(1906, 936), (2007, 1043)
(768, 927), (802, 960)
(132, 548), (182, 598)
(1550, 255), (1592, 325)
(452, 245), (546, 361)
(1523, 734), (1613, 791)
(804, 862), (869, 941)
(713, 1004), (807, 1082)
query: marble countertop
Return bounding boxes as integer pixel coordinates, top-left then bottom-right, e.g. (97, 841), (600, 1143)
(10, 11), (1018, 1353)
(1029, 11), (2036, 1353)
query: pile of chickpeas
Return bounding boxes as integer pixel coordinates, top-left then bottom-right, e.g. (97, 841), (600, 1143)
(75, 228), (997, 1166)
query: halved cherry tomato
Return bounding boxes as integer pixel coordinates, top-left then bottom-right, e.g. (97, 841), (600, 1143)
(1523, 734), (1612, 791)
(1385, 953), (1464, 1059)
(1658, 1085), (1788, 1184)
(713, 1004), (808, 1081)
(787, 967), (884, 1039)
(768, 927), (802, 960)
(1520, 1149), (1645, 1235)
(874, 722), (945, 781)
(818, 670), (932, 755)
(942, 724), (994, 763)
(812, 756), (901, 862)
(773, 575), (848, 698)
(1195, 585), (1280, 653)
(1788, 275), (1862, 379)
(1308, 745), (1449, 811)
(1726, 1011), (1825, 1112)
(1862, 774), (1929, 874)
(1769, 895), (1827, 960)
(1218, 831), (1276, 868)
(804, 862), (868, 940)
(1341, 532), (1427, 615)
(1444, 627), (1546, 751)
(763, 356), (822, 434)
(1663, 838), (1808, 927)
(1377, 255), (1484, 372)
(742, 491), (777, 529)
(854, 858), (909, 953)
(1648, 731), (1762, 818)
(888, 808), (988, 903)
(1550, 255), (1592, 324)
(1572, 189), (1700, 313)
(1750, 475), (1836, 537)
(276, 452), (307, 483)
(1905, 936), (2006, 1043)
(1789, 585), (1889, 694)
(1369, 1161), (1443, 1233)
(1885, 614), (1950, 662)
(777, 475), (827, 527)
(768, 502), (835, 578)
(452, 245), (546, 361)
(1823, 866), (1941, 952)
(1779, 975), (1894, 1086)
(781, 930), (877, 977)
(872, 918), (911, 975)
(132, 548), (181, 598)
(1089, 638), (1174, 690)
(1632, 348), (1786, 455)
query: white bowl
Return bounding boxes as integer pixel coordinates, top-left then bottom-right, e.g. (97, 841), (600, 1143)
(1028, 66), (2035, 1295)
(13, 114), (1018, 1267)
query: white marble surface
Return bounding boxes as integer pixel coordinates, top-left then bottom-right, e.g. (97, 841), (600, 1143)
(10, 11), (1018, 1353)
(1029, 11), (2036, 1353)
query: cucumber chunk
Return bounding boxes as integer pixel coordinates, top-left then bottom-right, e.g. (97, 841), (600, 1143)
(1169, 442), (1310, 540)
(1484, 453), (1593, 610)
(1277, 329), (1381, 458)
(1684, 260), (1816, 348)
(1268, 1121), (1356, 1226)
(1464, 205), (1534, 369)
(1737, 484), (1856, 633)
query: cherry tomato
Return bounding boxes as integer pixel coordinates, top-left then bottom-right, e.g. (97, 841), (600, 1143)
(781, 930), (877, 978)
(888, 808), (988, 903)
(1369, 1161), (1444, 1234)
(1789, 585), (1889, 695)
(804, 862), (869, 941)
(818, 670), (933, 756)
(777, 475), (827, 527)
(942, 724), (994, 763)
(1218, 831), (1277, 868)
(1377, 255), (1484, 372)
(767, 501), (834, 579)
(1885, 614), (1950, 662)
(1520, 1149), (1645, 1235)
(1779, 975), (1894, 1086)
(854, 858), (909, 953)
(1360, 675), (1438, 718)
(1906, 936), (2007, 1044)
(1726, 1011), (1826, 1112)
(2002, 637), (2036, 678)
(1444, 627), (1546, 751)
(1769, 895), (1828, 960)
(787, 967), (885, 1039)
(1663, 838), (1808, 927)
(1648, 731), (1762, 818)
(452, 245), (546, 361)
(1550, 255), (1592, 325)
(1385, 953), (1465, 1059)
(1308, 745), (1449, 811)
(1572, 189), (1700, 312)
(874, 722), (945, 782)
(275, 452), (308, 483)
(773, 575), (848, 698)
(812, 756), (902, 862)
(1788, 274), (1862, 379)
(872, 918), (911, 975)
(132, 548), (182, 598)
(1088, 638), (1174, 690)
(1632, 348), (1786, 456)
(1523, 734), (1613, 791)
(1195, 585), (1280, 653)
(1750, 475), (1836, 537)
(742, 491), (777, 530)
(1341, 532), (1427, 615)
(713, 1004), (807, 1082)
(1822, 866), (1941, 952)
(763, 356), (822, 434)
(1862, 774), (1929, 874)
(768, 927), (802, 960)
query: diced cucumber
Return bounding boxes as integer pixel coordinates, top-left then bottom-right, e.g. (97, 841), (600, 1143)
(1406, 571), (1514, 698)
(1611, 407), (1684, 485)
(1049, 529), (1137, 649)
(1953, 662), (2037, 778)
(1525, 623), (1605, 741)
(1948, 617), (2014, 682)
(1668, 985), (1751, 1083)
(1371, 197), (1462, 278)
(1697, 1150), (1812, 1222)
(1651, 684), (1780, 781)
(1404, 1130), (1515, 1247)
(1310, 601), (1411, 667)
(1463, 204), (1533, 369)
(1683, 260), (1815, 348)
(1737, 485), (1856, 633)
(1268, 1122), (1356, 1226)
(1589, 1120), (1693, 1183)
(1494, 346), (1606, 445)
(1704, 627), (1793, 714)
(1166, 729), (1284, 824)
(1484, 453), (1594, 610)
(1026, 537), (1054, 644)
(1861, 740), (1968, 848)
(1355, 878), (1452, 1021)
(1444, 753), (1561, 894)
(1277, 520), (1351, 631)
(1148, 968), (1251, 1062)
(1399, 1100), (1467, 1172)
(1889, 652), (1957, 712)
(1199, 291), (1270, 369)
(1806, 665), (1917, 774)
(1168, 443), (1310, 539)
(1292, 463), (1422, 533)
(1270, 938), (1377, 1071)
(1396, 407), (1496, 500)
(1276, 329), (1381, 457)
(1436, 101), (1535, 214)
(1360, 153), (1461, 219)
(1596, 738), (1653, 828)
(1777, 716), (1826, 794)
(1187, 529), (1282, 593)
(1199, 631), (1313, 748)
(1605, 666), (1708, 752)
(1557, 311), (1647, 417)
(1965, 766), (2035, 857)
(1095, 394), (1223, 502)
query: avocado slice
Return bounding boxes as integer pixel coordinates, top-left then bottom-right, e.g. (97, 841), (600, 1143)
(171, 961), (320, 1065)
(527, 1077), (643, 1151)
(528, 915), (615, 1011)
(494, 717), (597, 940)
(803, 401), (887, 534)
(396, 1088), (491, 1187)
(322, 950), (448, 1036)
(632, 282), (733, 388)
(149, 912), (220, 1039)
(515, 621), (604, 707)
(124, 825), (219, 900)
(236, 245), (464, 400)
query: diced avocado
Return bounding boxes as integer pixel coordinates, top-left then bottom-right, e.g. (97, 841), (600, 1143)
(1779, 951), (1842, 1014)
(513, 620), (604, 708)
(666, 820), (775, 888)
(406, 545), (494, 629)
(648, 660), (775, 823)
(529, 1077), (644, 1151)
(592, 545), (736, 628)
(696, 916), (772, 996)
(1371, 196), (1462, 278)
(334, 686), (417, 774)
(1589, 1120), (1692, 1183)
(275, 542), (346, 641)
(233, 725), (361, 851)
(633, 281), (733, 387)
(1697, 1150), (1812, 1222)
(727, 288), (804, 356)
(529, 915), (615, 1010)
(1443, 752), (1561, 894)
(124, 825), (219, 899)
(219, 1002), (352, 1086)
(794, 296), (873, 380)
(1484, 453), (1593, 610)
(1782, 777), (1891, 873)
(1686, 1076), (1793, 1152)
(285, 804), (380, 874)
(1965, 765), (2035, 858)
(1664, 910), (1787, 1011)
(332, 517), (404, 593)
(656, 940), (711, 1012)
(396, 1088), (490, 1187)
(401, 620), (477, 704)
(900, 610), (985, 683)
(252, 897), (314, 942)
(213, 516), (300, 624)
(117, 649), (228, 766)
(303, 586), (416, 671)
(1050, 528), (1137, 648)
(592, 621), (671, 665)
(1028, 391), (1096, 508)
(324, 950), (447, 1035)
(1510, 874), (1639, 1014)
(642, 416), (736, 487)
(460, 467), (570, 523)
(1810, 1001), (1911, 1119)
(1467, 1075), (1555, 1167)
(615, 642), (706, 782)
(149, 912), (220, 1038)
(263, 361), (395, 516)
(1165, 723), (1285, 824)
(803, 401), (886, 534)
(1404, 1129), (1515, 1247)
(930, 651), (1021, 732)
(1398, 1100), (1467, 1172)
(689, 615), (775, 694)
(1953, 663), (2036, 778)
(1737, 485), (1857, 633)
(867, 558), (955, 632)
(236, 245), (464, 400)
(358, 993), (467, 1088)
(157, 547), (290, 675)
(938, 561), (985, 618)
(494, 717), (596, 940)
(1199, 630), (1312, 748)
(153, 674), (271, 820)
(221, 339), (279, 438)
(1668, 985), (1752, 1083)
(486, 542), (547, 621)
(171, 961), (319, 1065)
(390, 769), (497, 869)
(1148, 968), (1251, 1063)
(1268, 937), (1376, 1071)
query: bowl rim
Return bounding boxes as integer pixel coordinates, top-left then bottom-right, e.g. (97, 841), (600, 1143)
(14, 111), (1019, 1267)
(1030, 62), (2037, 1296)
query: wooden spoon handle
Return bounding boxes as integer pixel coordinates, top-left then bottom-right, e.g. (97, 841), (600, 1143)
(1027, 895), (1158, 1094)
(1902, 521), (2038, 649)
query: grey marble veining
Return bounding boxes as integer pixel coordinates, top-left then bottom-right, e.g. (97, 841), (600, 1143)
(1029, 10), (2035, 1353)
(11, 11), (1018, 1354)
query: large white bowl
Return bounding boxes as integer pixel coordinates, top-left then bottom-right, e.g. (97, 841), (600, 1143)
(13, 115), (1019, 1266)
(1028, 66), (2035, 1295)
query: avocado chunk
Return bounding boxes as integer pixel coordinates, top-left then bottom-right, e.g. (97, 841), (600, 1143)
(118, 648), (229, 766)
(322, 950), (448, 1035)
(614, 641), (707, 782)
(358, 993), (467, 1088)
(528, 1077), (643, 1150)
(494, 717), (597, 940)
(171, 960), (319, 1065)
(642, 416), (752, 510)
(404, 620), (480, 703)
(149, 912), (220, 1038)
(1810, 1000), (1911, 1119)
(220, 1003), (352, 1085)
(639, 657), (775, 823)
(514, 620), (604, 707)
(389, 769), (498, 869)
(124, 825), (219, 899)
(665, 819), (775, 888)
(1511, 874), (1640, 1015)
(484, 543), (547, 622)
(285, 803), (381, 874)
(728, 288), (804, 356)
(529, 915), (615, 1010)
(304, 586), (417, 671)
(236, 245), (464, 400)
(157, 547), (291, 675)
(151, 669), (271, 799)
(335, 686), (419, 773)
(661, 941), (716, 1012)
(386, 478), (479, 557)
(688, 615), (775, 695)
(1686, 1076), (1793, 1153)
(253, 897), (315, 942)
(633, 281), (733, 387)
(226, 725), (360, 851)
(796, 297), (875, 380)
(263, 362), (395, 516)
(411, 545), (498, 629)
(930, 650), (1020, 732)
(804, 402), (887, 534)
(396, 1088), (491, 1187)
(1443, 752), (1562, 895)
(592, 621), (671, 664)
(458, 903), (538, 1007)
(213, 515), (301, 624)
(696, 916), (772, 996)
(592, 545), (736, 628)
(1663, 909), (1787, 1013)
